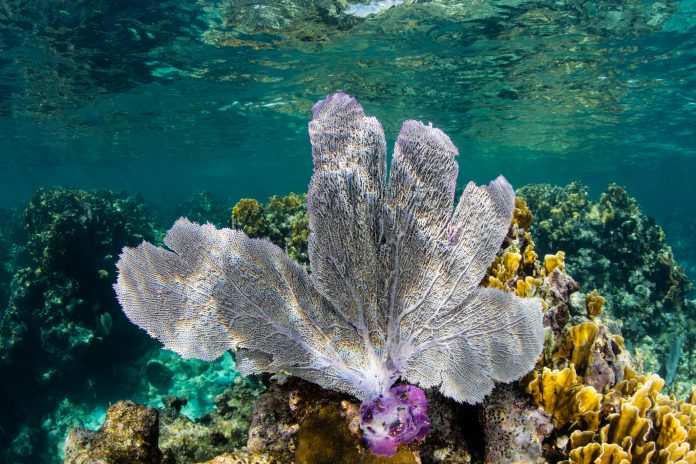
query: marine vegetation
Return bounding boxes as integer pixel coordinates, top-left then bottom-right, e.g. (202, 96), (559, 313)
(114, 92), (545, 456)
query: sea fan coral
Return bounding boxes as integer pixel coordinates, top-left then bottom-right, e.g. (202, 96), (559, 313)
(114, 93), (544, 456)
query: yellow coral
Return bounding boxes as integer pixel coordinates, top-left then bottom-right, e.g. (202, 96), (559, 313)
(491, 252), (522, 283)
(523, 231), (539, 265)
(655, 442), (695, 464)
(516, 276), (542, 298)
(560, 371), (696, 464)
(486, 275), (508, 291)
(567, 442), (630, 464)
(485, 251), (523, 292)
(544, 251), (566, 275)
(568, 322), (600, 372)
(230, 198), (266, 237)
(600, 404), (651, 454)
(656, 414), (688, 449)
(586, 290), (605, 319)
(513, 197), (533, 229)
(526, 366), (602, 430)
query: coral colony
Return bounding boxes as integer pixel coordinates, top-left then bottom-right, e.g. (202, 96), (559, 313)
(114, 93), (545, 456)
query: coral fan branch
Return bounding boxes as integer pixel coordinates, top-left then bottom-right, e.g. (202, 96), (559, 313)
(115, 93), (545, 456)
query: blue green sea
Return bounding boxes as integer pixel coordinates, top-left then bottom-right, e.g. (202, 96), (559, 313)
(1, 1), (695, 463)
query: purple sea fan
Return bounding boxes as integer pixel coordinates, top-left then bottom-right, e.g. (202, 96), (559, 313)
(114, 93), (545, 457)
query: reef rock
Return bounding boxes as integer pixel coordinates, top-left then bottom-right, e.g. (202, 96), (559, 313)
(64, 400), (161, 464)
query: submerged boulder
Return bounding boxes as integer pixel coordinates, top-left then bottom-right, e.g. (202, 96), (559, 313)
(64, 400), (161, 464)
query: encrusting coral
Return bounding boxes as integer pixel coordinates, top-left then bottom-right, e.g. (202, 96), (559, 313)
(114, 92), (545, 456)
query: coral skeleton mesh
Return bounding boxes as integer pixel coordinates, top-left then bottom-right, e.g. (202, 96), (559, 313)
(115, 93), (544, 456)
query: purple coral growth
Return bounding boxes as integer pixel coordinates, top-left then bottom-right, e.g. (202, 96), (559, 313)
(359, 385), (430, 456)
(114, 92), (545, 456)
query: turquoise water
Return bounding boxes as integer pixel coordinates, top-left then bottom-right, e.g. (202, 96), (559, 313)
(1, 1), (695, 462)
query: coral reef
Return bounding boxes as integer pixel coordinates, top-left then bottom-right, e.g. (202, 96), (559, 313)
(518, 182), (696, 396)
(526, 367), (696, 464)
(480, 191), (696, 464)
(65, 183), (696, 463)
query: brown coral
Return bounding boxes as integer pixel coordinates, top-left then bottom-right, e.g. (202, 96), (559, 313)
(230, 198), (267, 236)
(513, 197), (533, 230)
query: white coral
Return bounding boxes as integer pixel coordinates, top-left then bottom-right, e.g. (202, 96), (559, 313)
(115, 93), (544, 404)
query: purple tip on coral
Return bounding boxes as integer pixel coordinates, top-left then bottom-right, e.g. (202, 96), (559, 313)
(359, 384), (430, 457)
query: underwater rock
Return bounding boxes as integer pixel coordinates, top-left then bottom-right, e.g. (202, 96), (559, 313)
(482, 385), (552, 464)
(64, 400), (161, 464)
